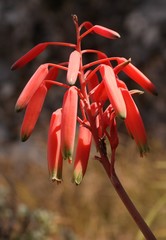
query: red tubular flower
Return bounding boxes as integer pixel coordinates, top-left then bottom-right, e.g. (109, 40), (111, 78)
(67, 50), (81, 85)
(11, 43), (50, 70)
(116, 57), (157, 95)
(102, 104), (113, 130)
(73, 124), (92, 185)
(45, 66), (59, 82)
(80, 21), (93, 30)
(20, 83), (48, 141)
(92, 25), (120, 39)
(61, 86), (78, 162)
(15, 64), (49, 111)
(89, 81), (108, 105)
(47, 109), (63, 182)
(109, 117), (119, 151)
(86, 71), (99, 94)
(100, 64), (127, 119)
(11, 42), (76, 70)
(114, 58), (131, 75)
(121, 89), (149, 156)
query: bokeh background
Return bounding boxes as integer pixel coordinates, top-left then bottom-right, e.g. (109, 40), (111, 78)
(0, 0), (165, 239)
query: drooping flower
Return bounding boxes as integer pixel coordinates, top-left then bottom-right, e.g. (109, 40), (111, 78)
(86, 70), (99, 99)
(15, 64), (49, 111)
(89, 81), (108, 105)
(121, 89), (149, 156)
(92, 25), (121, 39)
(11, 43), (50, 70)
(80, 24), (120, 40)
(109, 116), (119, 151)
(20, 83), (48, 141)
(11, 42), (76, 70)
(100, 64), (127, 119)
(73, 124), (92, 185)
(61, 86), (78, 162)
(116, 57), (157, 95)
(47, 109), (63, 182)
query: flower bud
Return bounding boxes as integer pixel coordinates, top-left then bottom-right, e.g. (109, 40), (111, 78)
(73, 124), (92, 184)
(20, 83), (48, 141)
(47, 109), (63, 182)
(61, 87), (78, 162)
(100, 64), (126, 119)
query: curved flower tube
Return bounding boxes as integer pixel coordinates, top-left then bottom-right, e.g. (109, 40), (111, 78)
(20, 83), (48, 141)
(100, 64), (127, 119)
(73, 124), (92, 184)
(61, 86), (78, 162)
(67, 50), (81, 85)
(122, 89), (149, 156)
(116, 57), (157, 95)
(47, 109), (63, 182)
(15, 64), (49, 111)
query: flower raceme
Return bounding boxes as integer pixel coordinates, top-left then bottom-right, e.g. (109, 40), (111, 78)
(12, 16), (157, 184)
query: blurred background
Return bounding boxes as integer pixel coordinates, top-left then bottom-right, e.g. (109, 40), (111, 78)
(0, 0), (165, 239)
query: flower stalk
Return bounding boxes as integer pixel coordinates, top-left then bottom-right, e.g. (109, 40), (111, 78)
(12, 15), (158, 240)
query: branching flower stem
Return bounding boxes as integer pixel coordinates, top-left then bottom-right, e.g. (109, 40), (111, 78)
(74, 15), (157, 240)
(13, 14), (158, 240)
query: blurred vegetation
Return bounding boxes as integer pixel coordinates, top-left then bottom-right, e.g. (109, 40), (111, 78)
(0, 135), (165, 240)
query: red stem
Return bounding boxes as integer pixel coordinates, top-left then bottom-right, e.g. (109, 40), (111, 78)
(100, 154), (157, 240)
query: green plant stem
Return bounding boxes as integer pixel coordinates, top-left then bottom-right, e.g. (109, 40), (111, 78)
(100, 157), (157, 240)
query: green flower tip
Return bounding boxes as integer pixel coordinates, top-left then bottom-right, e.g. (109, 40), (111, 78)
(15, 105), (23, 113)
(73, 172), (83, 185)
(21, 134), (29, 142)
(51, 177), (62, 184)
(118, 111), (126, 120)
(139, 143), (150, 157)
(50, 171), (62, 183)
(63, 149), (73, 163)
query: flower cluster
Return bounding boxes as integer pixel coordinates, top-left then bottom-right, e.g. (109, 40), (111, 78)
(12, 15), (157, 184)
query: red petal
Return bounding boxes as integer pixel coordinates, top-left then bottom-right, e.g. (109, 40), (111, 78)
(89, 81), (108, 105)
(44, 67), (59, 89)
(20, 83), (47, 141)
(86, 70), (99, 102)
(73, 124), (92, 184)
(109, 118), (119, 151)
(82, 21), (93, 30)
(61, 87), (78, 162)
(11, 42), (76, 70)
(92, 25), (120, 39)
(11, 43), (49, 70)
(67, 50), (80, 85)
(45, 66), (59, 81)
(100, 64), (126, 119)
(122, 89), (149, 156)
(15, 64), (49, 111)
(116, 57), (157, 95)
(97, 51), (113, 67)
(114, 58), (131, 75)
(47, 109), (63, 182)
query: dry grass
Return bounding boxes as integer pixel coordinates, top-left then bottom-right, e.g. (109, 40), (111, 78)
(0, 134), (165, 240)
